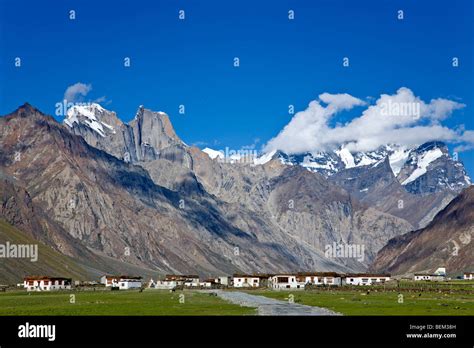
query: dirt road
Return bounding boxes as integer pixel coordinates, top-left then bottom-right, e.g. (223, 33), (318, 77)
(210, 290), (341, 316)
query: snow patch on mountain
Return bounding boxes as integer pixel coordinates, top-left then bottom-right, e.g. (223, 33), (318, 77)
(388, 147), (411, 175)
(271, 144), (411, 177)
(401, 148), (444, 185)
(300, 154), (336, 171)
(335, 148), (355, 169)
(64, 103), (113, 137)
(254, 150), (277, 165)
(202, 148), (224, 160)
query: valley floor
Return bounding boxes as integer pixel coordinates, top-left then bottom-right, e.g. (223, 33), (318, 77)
(210, 290), (340, 315)
(0, 289), (255, 316)
(247, 287), (474, 316)
(0, 284), (473, 316)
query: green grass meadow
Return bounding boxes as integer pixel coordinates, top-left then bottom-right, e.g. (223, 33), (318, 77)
(0, 289), (255, 316)
(248, 288), (474, 315)
(1, 283), (473, 316)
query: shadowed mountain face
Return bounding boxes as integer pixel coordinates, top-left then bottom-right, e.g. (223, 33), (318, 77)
(0, 103), (470, 281)
(0, 104), (357, 279)
(0, 175), (165, 283)
(330, 157), (457, 229)
(370, 186), (474, 276)
(62, 104), (420, 266)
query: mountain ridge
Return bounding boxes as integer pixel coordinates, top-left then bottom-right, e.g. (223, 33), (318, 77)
(0, 102), (470, 280)
(370, 185), (474, 276)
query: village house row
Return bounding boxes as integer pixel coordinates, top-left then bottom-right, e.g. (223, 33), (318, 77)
(21, 269), (474, 291)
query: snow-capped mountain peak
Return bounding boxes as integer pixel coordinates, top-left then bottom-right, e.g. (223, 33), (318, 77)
(64, 103), (115, 137)
(257, 141), (470, 194)
(268, 144), (412, 177)
(335, 148), (355, 169)
(401, 147), (444, 185)
(254, 149), (277, 165)
(396, 141), (470, 194)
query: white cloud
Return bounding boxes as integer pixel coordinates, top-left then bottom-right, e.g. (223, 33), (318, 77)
(426, 98), (465, 120)
(63, 83), (111, 106)
(94, 96), (112, 105)
(455, 131), (474, 152)
(64, 82), (92, 103)
(264, 87), (470, 154)
(319, 92), (366, 111)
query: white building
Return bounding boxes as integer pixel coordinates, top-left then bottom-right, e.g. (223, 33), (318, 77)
(232, 274), (269, 288)
(148, 279), (175, 289)
(413, 273), (445, 282)
(270, 274), (304, 290)
(214, 276), (232, 286)
(199, 279), (216, 288)
(101, 275), (142, 289)
(157, 275), (200, 288)
(345, 274), (391, 285)
(297, 272), (343, 286)
(464, 272), (473, 280)
(24, 276), (72, 291)
(116, 276), (142, 289)
(101, 275), (116, 287)
(414, 274), (432, 281)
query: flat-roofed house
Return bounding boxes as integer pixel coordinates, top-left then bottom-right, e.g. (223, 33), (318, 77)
(162, 274), (200, 288)
(232, 274), (270, 288)
(148, 278), (177, 289)
(297, 272), (343, 286)
(270, 274), (303, 289)
(200, 279), (217, 288)
(24, 276), (72, 291)
(413, 273), (445, 281)
(464, 272), (474, 280)
(100, 275), (142, 289)
(116, 276), (142, 289)
(345, 273), (391, 285)
(182, 276), (201, 287)
(100, 275), (117, 287)
(414, 274), (432, 281)
(214, 276), (232, 286)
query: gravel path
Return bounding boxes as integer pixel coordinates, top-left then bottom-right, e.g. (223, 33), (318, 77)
(207, 290), (341, 316)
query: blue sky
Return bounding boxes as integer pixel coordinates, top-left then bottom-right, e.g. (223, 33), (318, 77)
(1, 0), (473, 175)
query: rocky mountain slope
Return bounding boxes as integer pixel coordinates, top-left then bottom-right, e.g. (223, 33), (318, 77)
(0, 102), (470, 280)
(204, 140), (469, 229)
(0, 174), (163, 283)
(370, 186), (474, 276)
(257, 142), (470, 193)
(61, 104), (421, 268)
(0, 219), (88, 285)
(1, 104), (360, 278)
(329, 156), (457, 229)
(62, 103), (470, 266)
